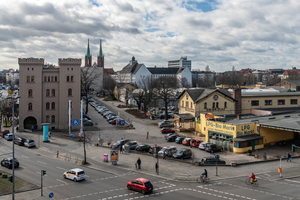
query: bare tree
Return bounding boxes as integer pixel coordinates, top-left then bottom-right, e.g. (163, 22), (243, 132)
(153, 76), (179, 120)
(131, 89), (144, 110)
(81, 67), (100, 114)
(181, 77), (191, 88)
(137, 76), (155, 112)
(103, 74), (117, 99)
(80, 130), (93, 165)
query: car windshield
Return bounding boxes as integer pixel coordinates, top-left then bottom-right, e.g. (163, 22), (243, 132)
(78, 171), (85, 175)
(116, 141), (121, 145)
(144, 181), (152, 188)
(177, 150), (184, 154)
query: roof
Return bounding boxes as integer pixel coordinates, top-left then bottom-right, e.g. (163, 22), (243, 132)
(233, 134), (264, 141)
(175, 113), (195, 120)
(284, 80), (300, 86)
(104, 68), (114, 74)
(241, 92), (300, 97)
(120, 62), (144, 74)
(147, 67), (185, 74)
(136, 178), (150, 182)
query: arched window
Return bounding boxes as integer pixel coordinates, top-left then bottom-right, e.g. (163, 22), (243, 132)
(204, 102), (207, 109)
(27, 76), (30, 82)
(31, 76), (34, 82)
(68, 88), (72, 96)
(212, 102), (215, 108)
(52, 89), (55, 96)
(67, 76), (70, 82)
(28, 103), (32, 110)
(44, 76), (47, 82)
(28, 89), (32, 97)
(190, 102), (193, 109)
(46, 102), (50, 110)
(216, 102), (219, 108)
(46, 89), (50, 97)
(51, 115), (55, 123)
(55, 76), (57, 82)
(51, 76), (54, 82)
(51, 102), (55, 109)
(224, 102), (227, 108)
(71, 76), (74, 81)
(48, 76), (50, 82)
(46, 115), (50, 123)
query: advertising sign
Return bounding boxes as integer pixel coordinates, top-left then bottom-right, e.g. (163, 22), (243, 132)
(110, 150), (119, 162)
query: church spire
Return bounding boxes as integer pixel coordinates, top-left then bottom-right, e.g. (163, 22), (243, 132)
(98, 39), (103, 58)
(86, 39), (91, 58)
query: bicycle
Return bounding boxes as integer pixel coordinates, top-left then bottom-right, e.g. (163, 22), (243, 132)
(245, 178), (259, 187)
(197, 175), (210, 183)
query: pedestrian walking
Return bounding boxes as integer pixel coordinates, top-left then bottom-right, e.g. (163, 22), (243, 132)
(137, 158), (141, 169)
(163, 153), (166, 160)
(120, 145), (123, 153)
(287, 152), (292, 162)
(155, 162), (159, 174)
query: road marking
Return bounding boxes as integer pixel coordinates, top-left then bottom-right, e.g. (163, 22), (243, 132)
(56, 179), (68, 184)
(21, 155), (29, 159)
(37, 160), (47, 165)
(285, 179), (300, 184)
(56, 167), (68, 171)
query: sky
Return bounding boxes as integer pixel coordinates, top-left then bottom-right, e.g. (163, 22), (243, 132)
(1, 0), (300, 72)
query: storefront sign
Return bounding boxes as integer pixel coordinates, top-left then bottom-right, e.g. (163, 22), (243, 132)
(197, 117), (201, 124)
(236, 124), (255, 137)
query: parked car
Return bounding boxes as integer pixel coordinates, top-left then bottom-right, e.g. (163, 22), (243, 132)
(175, 137), (185, 144)
(103, 111), (113, 117)
(158, 121), (174, 128)
(205, 144), (223, 153)
(123, 141), (138, 150)
(1, 157), (19, 169)
(135, 144), (151, 152)
(14, 137), (27, 146)
(149, 146), (162, 154)
(107, 115), (117, 121)
(173, 148), (193, 159)
(4, 133), (14, 141)
(199, 142), (212, 150)
(111, 139), (129, 148)
(161, 127), (175, 134)
(164, 133), (175, 140)
(63, 168), (86, 182)
(158, 114), (165, 119)
(24, 139), (36, 148)
(127, 178), (153, 194)
(158, 146), (177, 157)
(109, 117), (121, 124)
(167, 135), (179, 142)
(200, 157), (226, 165)
(182, 138), (192, 146)
(83, 120), (94, 126)
(0, 130), (10, 138)
(190, 139), (202, 148)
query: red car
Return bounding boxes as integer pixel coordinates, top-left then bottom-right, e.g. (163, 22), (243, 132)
(0, 130), (10, 138)
(127, 178), (153, 194)
(182, 138), (191, 146)
(190, 139), (202, 148)
(161, 128), (175, 134)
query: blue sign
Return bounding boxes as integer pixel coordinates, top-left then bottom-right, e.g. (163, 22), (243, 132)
(49, 192), (54, 198)
(119, 120), (125, 126)
(73, 119), (79, 126)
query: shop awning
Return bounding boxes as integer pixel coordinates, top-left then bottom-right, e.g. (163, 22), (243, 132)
(233, 134), (264, 141)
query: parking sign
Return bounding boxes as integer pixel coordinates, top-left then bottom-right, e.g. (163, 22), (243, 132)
(119, 120), (125, 126)
(73, 119), (79, 126)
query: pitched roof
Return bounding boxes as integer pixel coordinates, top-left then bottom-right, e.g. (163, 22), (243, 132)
(285, 80), (300, 86)
(147, 67), (184, 74)
(120, 61), (143, 74)
(104, 68), (114, 75)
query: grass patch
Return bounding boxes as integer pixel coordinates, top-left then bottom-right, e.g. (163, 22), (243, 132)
(151, 123), (158, 126)
(0, 170), (39, 195)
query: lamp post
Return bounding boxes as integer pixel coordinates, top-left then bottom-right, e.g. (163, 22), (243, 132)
(7, 94), (20, 200)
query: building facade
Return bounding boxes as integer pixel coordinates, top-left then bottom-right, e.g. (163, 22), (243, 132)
(18, 58), (81, 131)
(168, 56), (191, 71)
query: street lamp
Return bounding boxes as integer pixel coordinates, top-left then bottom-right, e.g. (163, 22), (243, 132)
(7, 95), (20, 200)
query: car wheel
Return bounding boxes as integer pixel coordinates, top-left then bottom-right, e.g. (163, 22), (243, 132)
(127, 185), (131, 190)
(63, 175), (67, 179)
(1, 162), (3, 166)
(141, 190), (145, 194)
(73, 178), (77, 182)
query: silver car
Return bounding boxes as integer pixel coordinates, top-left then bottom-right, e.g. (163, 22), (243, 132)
(24, 139), (36, 148)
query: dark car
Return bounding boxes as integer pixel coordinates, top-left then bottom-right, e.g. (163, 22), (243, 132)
(1, 157), (19, 169)
(135, 144), (151, 152)
(200, 157), (226, 165)
(161, 128), (175, 134)
(205, 144), (223, 153)
(14, 137), (27, 146)
(158, 115), (165, 119)
(158, 121), (174, 128)
(173, 148), (193, 159)
(123, 141), (138, 150)
(175, 137), (185, 144)
(0, 130), (10, 138)
(164, 133), (175, 140)
(167, 135), (179, 142)
(127, 178), (153, 194)
(149, 146), (162, 154)
(112, 139), (129, 148)
(83, 120), (94, 126)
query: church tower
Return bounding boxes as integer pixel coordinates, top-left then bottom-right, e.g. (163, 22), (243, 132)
(85, 39), (92, 67)
(97, 39), (104, 68)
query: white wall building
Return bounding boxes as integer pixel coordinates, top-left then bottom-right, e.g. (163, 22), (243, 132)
(168, 56), (192, 71)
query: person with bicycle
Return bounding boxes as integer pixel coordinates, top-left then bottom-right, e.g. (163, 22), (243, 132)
(250, 173), (256, 184)
(201, 169), (208, 181)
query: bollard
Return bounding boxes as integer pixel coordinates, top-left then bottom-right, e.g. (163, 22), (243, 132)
(57, 151), (59, 158)
(146, 132), (149, 139)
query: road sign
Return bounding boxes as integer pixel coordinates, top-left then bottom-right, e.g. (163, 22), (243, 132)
(49, 192), (54, 198)
(119, 120), (125, 126)
(146, 112), (151, 117)
(73, 119), (79, 126)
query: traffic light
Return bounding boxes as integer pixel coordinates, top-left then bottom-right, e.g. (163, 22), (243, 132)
(292, 144), (296, 152)
(8, 175), (13, 182)
(42, 170), (46, 176)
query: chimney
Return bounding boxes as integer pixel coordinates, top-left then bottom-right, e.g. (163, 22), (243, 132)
(154, 66), (156, 68)
(233, 88), (242, 118)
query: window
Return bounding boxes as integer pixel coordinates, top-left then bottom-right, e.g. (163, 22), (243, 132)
(51, 102), (55, 109)
(28, 103), (32, 110)
(216, 102), (219, 108)
(251, 100), (259, 106)
(27, 76), (30, 82)
(32, 68), (34, 70)
(51, 115), (55, 123)
(67, 76), (69, 82)
(224, 102), (227, 108)
(48, 76), (50, 82)
(46, 115), (50, 123)
(291, 99), (297, 105)
(27, 68), (29, 71)
(68, 88), (72, 96)
(278, 100), (285, 105)
(191, 102), (193, 109)
(204, 102), (207, 109)
(182, 101), (184, 107)
(51, 76), (54, 82)
(52, 89), (55, 96)
(71, 76), (74, 81)
(67, 68), (69, 70)
(46, 102), (50, 110)
(212, 102), (215, 108)
(55, 76), (57, 82)
(31, 76), (34, 82)
(28, 89), (32, 97)
(265, 100), (272, 106)
(186, 101), (189, 107)
(44, 76), (47, 82)
(46, 89), (50, 97)
(72, 68), (73, 70)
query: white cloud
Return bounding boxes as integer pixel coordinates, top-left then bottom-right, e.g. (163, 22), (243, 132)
(0, 0), (300, 72)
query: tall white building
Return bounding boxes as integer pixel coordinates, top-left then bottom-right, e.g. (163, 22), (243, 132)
(168, 56), (192, 71)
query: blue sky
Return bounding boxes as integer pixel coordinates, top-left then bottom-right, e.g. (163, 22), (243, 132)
(0, 0), (300, 72)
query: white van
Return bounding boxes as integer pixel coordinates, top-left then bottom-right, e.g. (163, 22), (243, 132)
(63, 168), (85, 182)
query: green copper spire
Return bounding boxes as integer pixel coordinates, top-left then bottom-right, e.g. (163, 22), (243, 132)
(98, 39), (103, 58)
(86, 39), (91, 58)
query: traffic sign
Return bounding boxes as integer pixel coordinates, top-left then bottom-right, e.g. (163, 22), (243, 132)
(73, 119), (79, 126)
(146, 112), (151, 117)
(119, 120), (125, 126)
(49, 192), (54, 198)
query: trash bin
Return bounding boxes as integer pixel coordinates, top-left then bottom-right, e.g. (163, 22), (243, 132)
(103, 154), (108, 162)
